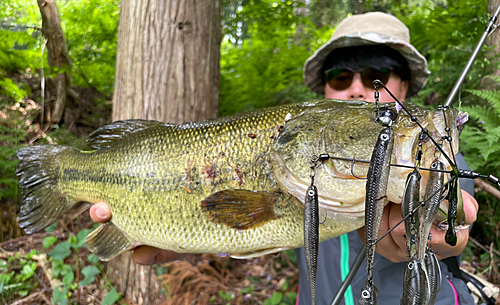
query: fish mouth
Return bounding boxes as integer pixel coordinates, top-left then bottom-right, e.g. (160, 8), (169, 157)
(271, 153), (366, 221)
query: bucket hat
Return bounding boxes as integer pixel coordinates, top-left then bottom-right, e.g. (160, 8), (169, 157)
(303, 12), (430, 97)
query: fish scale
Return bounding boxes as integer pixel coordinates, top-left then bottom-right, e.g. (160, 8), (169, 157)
(16, 100), (461, 261)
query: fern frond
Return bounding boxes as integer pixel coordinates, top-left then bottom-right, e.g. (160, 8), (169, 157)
(464, 89), (500, 115)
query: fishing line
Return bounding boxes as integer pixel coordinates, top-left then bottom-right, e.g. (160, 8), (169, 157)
(327, 155), (453, 174)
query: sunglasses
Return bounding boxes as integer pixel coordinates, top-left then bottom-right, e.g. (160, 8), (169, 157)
(325, 67), (391, 91)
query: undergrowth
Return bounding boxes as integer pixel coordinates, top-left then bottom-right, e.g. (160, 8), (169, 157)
(0, 219), (120, 305)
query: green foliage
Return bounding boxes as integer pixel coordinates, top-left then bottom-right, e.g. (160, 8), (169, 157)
(39, 228), (122, 305)
(0, 0), (118, 99)
(79, 265), (100, 286)
(262, 291), (297, 305)
(220, 0), (325, 116)
(102, 288), (119, 305)
(395, 0), (500, 177)
(460, 76), (500, 171)
(0, 84), (34, 202)
(59, 0), (119, 94)
(0, 250), (39, 304)
(396, 0), (491, 106)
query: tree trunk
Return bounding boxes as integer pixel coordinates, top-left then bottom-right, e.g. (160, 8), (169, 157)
(353, 0), (366, 15)
(488, 0), (500, 76)
(37, 0), (71, 125)
(107, 0), (221, 304)
(111, 0), (220, 123)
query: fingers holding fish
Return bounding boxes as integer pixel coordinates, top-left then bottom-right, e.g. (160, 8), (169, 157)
(89, 202), (112, 222)
(423, 190), (476, 260)
(358, 191), (477, 264)
(461, 190), (478, 226)
(426, 219), (470, 261)
(131, 246), (195, 265)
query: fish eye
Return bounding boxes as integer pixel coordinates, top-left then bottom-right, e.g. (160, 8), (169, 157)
(408, 262), (414, 269)
(380, 133), (389, 141)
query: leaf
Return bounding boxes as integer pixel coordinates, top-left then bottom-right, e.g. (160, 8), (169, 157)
(102, 288), (119, 305)
(87, 254), (100, 264)
(18, 290), (28, 296)
(52, 286), (68, 305)
(79, 266), (100, 286)
(21, 262), (37, 279)
(43, 236), (58, 249)
(48, 241), (72, 260)
(270, 292), (283, 305)
(73, 229), (93, 249)
(45, 221), (59, 233)
(62, 268), (74, 285)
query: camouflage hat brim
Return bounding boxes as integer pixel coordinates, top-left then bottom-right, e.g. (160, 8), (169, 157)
(304, 32), (430, 97)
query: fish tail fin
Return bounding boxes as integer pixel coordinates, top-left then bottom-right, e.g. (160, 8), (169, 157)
(16, 145), (78, 234)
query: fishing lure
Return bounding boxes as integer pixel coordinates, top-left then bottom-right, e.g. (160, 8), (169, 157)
(418, 160), (445, 260)
(424, 248), (442, 305)
(401, 169), (421, 258)
(359, 106), (397, 305)
(401, 257), (430, 305)
(445, 177), (459, 246)
(304, 181), (319, 305)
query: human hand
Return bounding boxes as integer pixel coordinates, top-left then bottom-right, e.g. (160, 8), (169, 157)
(89, 202), (192, 265)
(357, 190), (478, 263)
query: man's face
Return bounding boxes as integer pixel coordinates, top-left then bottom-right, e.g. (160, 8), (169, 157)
(324, 71), (409, 103)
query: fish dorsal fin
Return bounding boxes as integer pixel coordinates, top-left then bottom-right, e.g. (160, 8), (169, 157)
(201, 189), (282, 230)
(87, 119), (170, 149)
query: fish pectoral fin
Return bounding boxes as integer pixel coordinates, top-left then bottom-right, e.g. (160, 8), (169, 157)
(230, 247), (291, 259)
(86, 222), (134, 261)
(201, 189), (281, 230)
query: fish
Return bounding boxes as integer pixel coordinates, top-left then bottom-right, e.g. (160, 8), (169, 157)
(418, 160), (445, 260)
(16, 99), (462, 261)
(304, 185), (319, 305)
(360, 124), (395, 305)
(401, 169), (421, 258)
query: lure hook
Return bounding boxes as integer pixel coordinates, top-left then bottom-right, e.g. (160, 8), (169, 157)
(351, 156), (367, 180)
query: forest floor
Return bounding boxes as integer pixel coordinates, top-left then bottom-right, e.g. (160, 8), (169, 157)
(0, 205), (299, 305)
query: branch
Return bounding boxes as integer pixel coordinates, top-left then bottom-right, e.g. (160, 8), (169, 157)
(469, 236), (500, 257)
(475, 178), (500, 201)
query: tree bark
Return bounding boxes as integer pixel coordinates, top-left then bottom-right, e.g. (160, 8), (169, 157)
(107, 0), (221, 304)
(37, 0), (71, 124)
(353, 0), (366, 15)
(488, 0), (500, 76)
(111, 0), (220, 123)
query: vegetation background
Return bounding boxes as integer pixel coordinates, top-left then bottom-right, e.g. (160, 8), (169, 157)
(1, 0), (500, 304)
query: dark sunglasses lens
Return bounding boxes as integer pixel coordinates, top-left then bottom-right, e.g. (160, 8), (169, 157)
(361, 68), (390, 88)
(326, 69), (354, 91)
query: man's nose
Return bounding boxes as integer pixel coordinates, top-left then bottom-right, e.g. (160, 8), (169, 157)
(347, 73), (367, 100)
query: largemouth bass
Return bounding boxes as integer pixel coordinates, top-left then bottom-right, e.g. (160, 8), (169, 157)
(16, 100), (462, 261)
